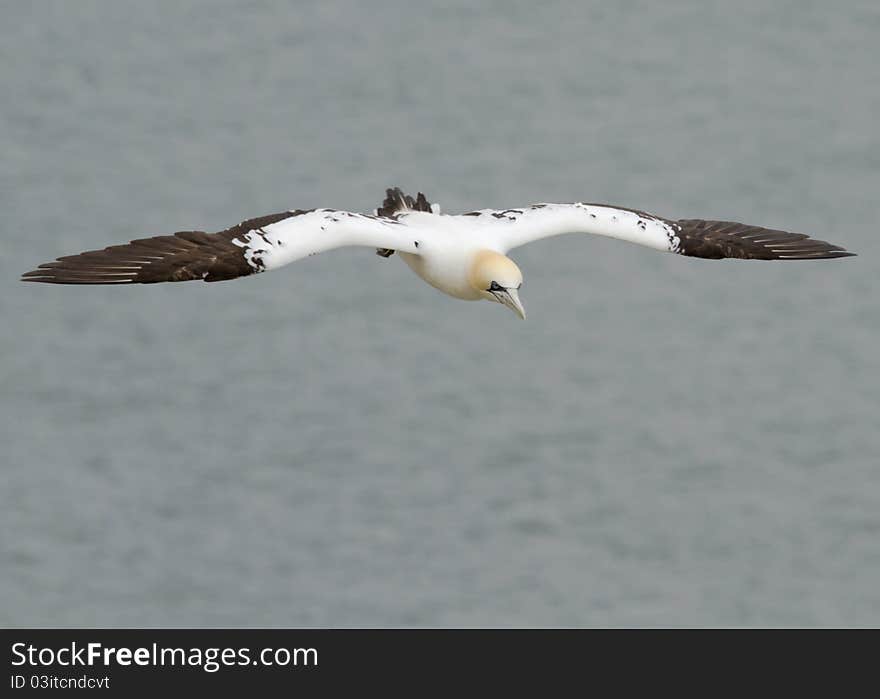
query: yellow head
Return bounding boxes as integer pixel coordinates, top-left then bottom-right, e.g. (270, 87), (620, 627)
(468, 250), (526, 319)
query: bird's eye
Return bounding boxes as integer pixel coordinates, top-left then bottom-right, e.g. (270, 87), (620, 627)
(488, 281), (503, 292)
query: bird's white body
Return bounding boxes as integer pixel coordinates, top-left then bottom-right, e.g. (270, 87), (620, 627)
(395, 212), (491, 300)
(399, 250), (480, 300)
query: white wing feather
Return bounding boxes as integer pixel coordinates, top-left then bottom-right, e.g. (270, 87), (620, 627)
(236, 209), (424, 272)
(461, 203), (679, 254)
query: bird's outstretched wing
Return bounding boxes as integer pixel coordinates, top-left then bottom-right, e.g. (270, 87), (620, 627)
(465, 202), (854, 260)
(21, 208), (423, 284)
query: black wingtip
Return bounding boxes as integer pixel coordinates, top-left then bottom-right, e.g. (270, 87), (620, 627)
(674, 219), (857, 261)
(772, 249), (857, 260)
(21, 268), (54, 282)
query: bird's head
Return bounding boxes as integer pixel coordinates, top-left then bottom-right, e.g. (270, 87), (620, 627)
(469, 250), (526, 320)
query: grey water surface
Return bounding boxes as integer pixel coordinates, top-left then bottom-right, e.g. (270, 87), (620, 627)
(1, 0), (879, 627)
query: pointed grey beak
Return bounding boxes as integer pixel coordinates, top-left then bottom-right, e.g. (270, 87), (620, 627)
(494, 287), (526, 320)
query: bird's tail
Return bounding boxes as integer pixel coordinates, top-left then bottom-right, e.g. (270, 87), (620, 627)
(375, 187), (434, 218)
(374, 187), (435, 257)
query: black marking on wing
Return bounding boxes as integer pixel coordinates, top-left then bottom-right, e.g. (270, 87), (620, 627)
(574, 201), (661, 221)
(374, 186), (432, 257)
(674, 219), (855, 260)
(21, 211), (299, 284)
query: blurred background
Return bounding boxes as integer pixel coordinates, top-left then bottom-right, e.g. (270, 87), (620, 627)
(1, 0), (878, 627)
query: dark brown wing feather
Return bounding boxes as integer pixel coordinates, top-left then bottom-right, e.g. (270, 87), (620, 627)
(675, 219), (855, 260)
(21, 211), (298, 284)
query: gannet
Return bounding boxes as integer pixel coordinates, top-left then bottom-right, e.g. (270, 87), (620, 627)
(21, 187), (855, 319)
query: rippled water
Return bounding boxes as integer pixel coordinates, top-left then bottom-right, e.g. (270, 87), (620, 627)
(2, 1), (879, 627)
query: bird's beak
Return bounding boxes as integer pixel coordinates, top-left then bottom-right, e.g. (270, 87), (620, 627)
(495, 287), (526, 320)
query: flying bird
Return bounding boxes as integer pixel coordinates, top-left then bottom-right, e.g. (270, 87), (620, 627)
(22, 188), (854, 319)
